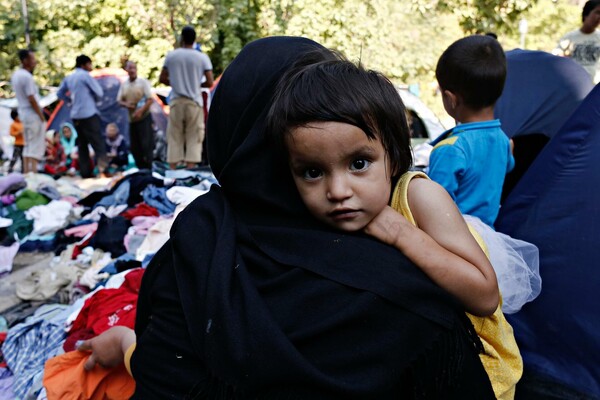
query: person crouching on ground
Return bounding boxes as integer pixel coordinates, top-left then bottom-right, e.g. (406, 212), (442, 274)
(105, 123), (129, 174)
(60, 122), (79, 176)
(44, 130), (67, 176)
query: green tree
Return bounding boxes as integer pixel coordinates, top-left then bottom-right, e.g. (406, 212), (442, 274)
(1, 0), (556, 103)
(413, 0), (537, 34)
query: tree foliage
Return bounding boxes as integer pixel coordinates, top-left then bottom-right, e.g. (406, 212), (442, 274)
(0, 0), (582, 116)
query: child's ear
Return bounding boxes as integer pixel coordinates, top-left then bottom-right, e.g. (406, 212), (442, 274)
(442, 90), (459, 110)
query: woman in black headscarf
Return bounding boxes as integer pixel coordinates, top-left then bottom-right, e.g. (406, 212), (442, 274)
(82, 37), (495, 399)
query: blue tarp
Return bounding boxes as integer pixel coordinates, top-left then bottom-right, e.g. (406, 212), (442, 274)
(496, 83), (600, 398)
(495, 49), (593, 138)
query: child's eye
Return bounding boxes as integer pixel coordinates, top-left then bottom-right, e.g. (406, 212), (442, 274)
(303, 168), (323, 180)
(350, 159), (371, 171)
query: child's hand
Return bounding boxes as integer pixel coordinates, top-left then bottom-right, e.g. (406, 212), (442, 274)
(364, 206), (413, 248)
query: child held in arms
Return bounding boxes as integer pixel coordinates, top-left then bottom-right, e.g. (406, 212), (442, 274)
(267, 49), (532, 400)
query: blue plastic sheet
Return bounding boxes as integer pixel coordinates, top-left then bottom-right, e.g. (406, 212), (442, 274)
(495, 49), (593, 139)
(497, 84), (600, 398)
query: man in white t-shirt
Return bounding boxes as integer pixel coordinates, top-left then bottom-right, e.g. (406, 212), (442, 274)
(10, 49), (46, 173)
(554, 0), (600, 83)
(159, 26), (214, 169)
(117, 61), (154, 169)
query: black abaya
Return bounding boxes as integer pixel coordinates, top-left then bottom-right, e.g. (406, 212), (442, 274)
(131, 37), (494, 399)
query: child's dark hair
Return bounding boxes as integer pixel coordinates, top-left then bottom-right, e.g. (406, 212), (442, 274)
(75, 54), (92, 68)
(10, 109), (18, 120)
(583, 0), (600, 21)
(18, 49), (32, 63)
(435, 35), (506, 109)
(267, 52), (412, 176)
(181, 26), (196, 45)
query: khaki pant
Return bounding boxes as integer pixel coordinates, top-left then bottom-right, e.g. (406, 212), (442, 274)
(166, 97), (204, 164)
(22, 115), (46, 160)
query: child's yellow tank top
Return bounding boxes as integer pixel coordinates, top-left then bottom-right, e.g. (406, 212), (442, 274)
(391, 171), (523, 400)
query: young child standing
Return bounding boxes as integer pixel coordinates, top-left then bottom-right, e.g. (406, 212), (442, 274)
(430, 36), (540, 316)
(268, 55), (522, 399)
(429, 35), (513, 228)
(9, 109), (24, 173)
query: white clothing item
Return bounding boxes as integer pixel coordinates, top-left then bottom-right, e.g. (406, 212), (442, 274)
(25, 200), (72, 236)
(0, 217), (13, 228)
(24, 173), (56, 191)
(555, 29), (600, 82)
(78, 251), (113, 289)
(166, 186), (210, 219)
(55, 178), (85, 198)
(464, 215), (542, 314)
(136, 217), (174, 261)
(0, 241), (20, 274)
(11, 68), (41, 120)
(412, 143), (433, 168)
(166, 186), (208, 205)
(87, 204), (128, 221)
(163, 48), (212, 105)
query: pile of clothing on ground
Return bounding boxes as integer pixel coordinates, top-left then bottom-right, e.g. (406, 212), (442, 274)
(0, 168), (216, 399)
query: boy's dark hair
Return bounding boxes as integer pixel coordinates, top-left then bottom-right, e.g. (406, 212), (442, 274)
(10, 109), (18, 120)
(181, 26), (196, 45)
(75, 54), (92, 68)
(435, 35), (506, 110)
(18, 49), (31, 62)
(582, 0), (600, 21)
(267, 52), (412, 176)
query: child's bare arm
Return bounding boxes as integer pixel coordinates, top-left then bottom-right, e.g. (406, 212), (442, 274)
(364, 179), (499, 316)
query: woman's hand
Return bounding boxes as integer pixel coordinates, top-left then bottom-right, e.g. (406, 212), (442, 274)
(77, 326), (136, 370)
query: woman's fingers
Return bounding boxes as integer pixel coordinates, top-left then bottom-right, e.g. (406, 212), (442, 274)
(76, 339), (92, 352)
(83, 352), (98, 371)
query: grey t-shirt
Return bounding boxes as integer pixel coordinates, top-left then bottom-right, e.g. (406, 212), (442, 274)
(11, 68), (41, 120)
(163, 48), (213, 105)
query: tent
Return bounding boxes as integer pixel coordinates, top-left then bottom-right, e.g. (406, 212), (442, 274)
(496, 62), (600, 398)
(47, 68), (168, 145)
(495, 49), (593, 140)
(495, 50), (593, 201)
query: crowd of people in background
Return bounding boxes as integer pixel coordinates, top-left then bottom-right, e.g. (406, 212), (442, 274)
(6, 25), (213, 179)
(5, 2), (600, 179)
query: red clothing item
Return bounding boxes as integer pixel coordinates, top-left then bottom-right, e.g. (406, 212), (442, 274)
(120, 203), (159, 220)
(0, 332), (7, 368)
(66, 269), (144, 352)
(45, 140), (67, 174)
(44, 350), (135, 400)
